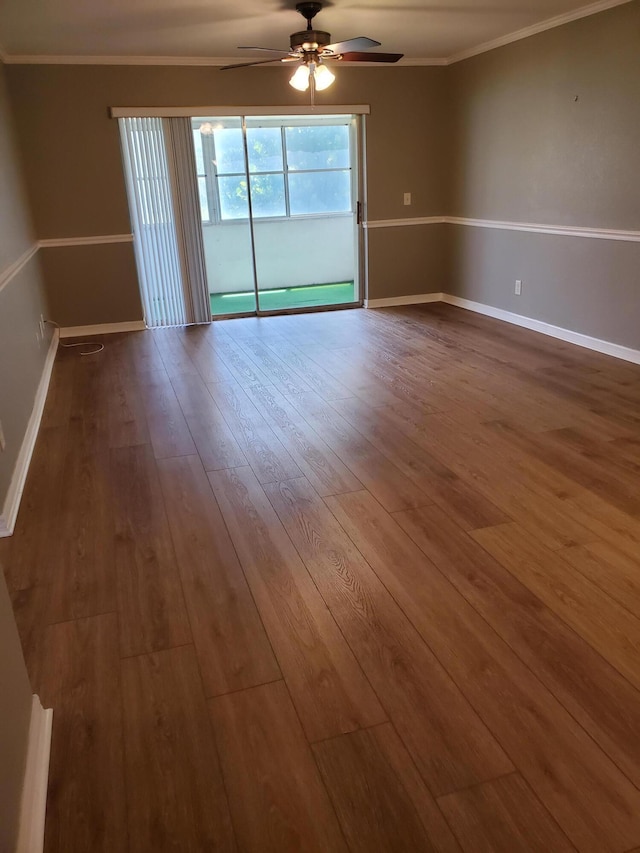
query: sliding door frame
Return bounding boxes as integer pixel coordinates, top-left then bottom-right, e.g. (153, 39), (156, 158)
(113, 105), (369, 321)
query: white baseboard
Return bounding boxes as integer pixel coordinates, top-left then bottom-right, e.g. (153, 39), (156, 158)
(59, 319), (146, 338)
(0, 330), (59, 537)
(365, 293), (443, 308)
(441, 294), (640, 365)
(16, 695), (53, 853)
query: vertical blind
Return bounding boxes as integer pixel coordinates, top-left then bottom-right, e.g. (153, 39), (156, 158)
(119, 116), (210, 327)
(165, 118), (211, 325)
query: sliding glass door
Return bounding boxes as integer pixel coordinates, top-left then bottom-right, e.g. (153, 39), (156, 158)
(191, 113), (363, 318)
(192, 117), (257, 316)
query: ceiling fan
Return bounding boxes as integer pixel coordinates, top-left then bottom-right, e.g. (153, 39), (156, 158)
(220, 1), (404, 95)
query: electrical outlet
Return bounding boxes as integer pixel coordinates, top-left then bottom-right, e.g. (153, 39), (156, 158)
(515, 279), (522, 295)
(403, 192), (412, 206)
(0, 421), (5, 452)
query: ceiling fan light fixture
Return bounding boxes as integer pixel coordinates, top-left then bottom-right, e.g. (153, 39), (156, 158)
(289, 63), (310, 91)
(314, 63), (335, 91)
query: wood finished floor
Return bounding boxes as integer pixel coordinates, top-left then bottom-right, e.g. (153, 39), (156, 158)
(2, 303), (640, 851)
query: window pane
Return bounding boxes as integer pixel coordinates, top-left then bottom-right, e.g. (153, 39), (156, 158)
(214, 128), (246, 175)
(288, 170), (351, 215)
(218, 175), (249, 220)
(285, 125), (350, 171)
(192, 129), (206, 174)
(246, 127), (283, 173)
(250, 174), (286, 218)
(197, 176), (210, 221)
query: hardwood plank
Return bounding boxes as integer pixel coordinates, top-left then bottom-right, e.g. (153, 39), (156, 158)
(209, 466), (386, 741)
(560, 539), (640, 618)
(210, 680), (346, 853)
(209, 337), (273, 386)
(105, 372), (150, 449)
(549, 423), (640, 463)
(380, 404), (597, 550)
(39, 355), (76, 429)
(437, 774), (572, 852)
(265, 477), (511, 794)
(472, 522), (640, 693)
(174, 326), (236, 384)
(1, 425), (68, 590)
(395, 504), (640, 789)
(157, 454), (280, 696)
(67, 355), (110, 454)
(327, 489), (640, 852)
(265, 339), (353, 401)
(296, 344), (406, 406)
(245, 383), (363, 497)
(170, 372), (246, 471)
(558, 488), (640, 563)
(122, 645), (236, 851)
(41, 614), (126, 853)
(208, 380), (302, 484)
(284, 390), (430, 512)
(487, 420), (640, 516)
(48, 447), (116, 622)
(137, 370), (197, 459)
(313, 723), (461, 852)
(117, 328), (166, 378)
(238, 339), (314, 396)
(151, 326), (199, 378)
(109, 444), (191, 657)
(332, 395), (509, 529)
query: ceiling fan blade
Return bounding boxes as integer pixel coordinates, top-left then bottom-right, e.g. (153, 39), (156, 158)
(237, 46), (292, 53)
(323, 36), (381, 54)
(220, 57), (297, 70)
(338, 51), (404, 63)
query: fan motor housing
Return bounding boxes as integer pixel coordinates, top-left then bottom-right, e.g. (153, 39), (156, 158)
(290, 29), (331, 51)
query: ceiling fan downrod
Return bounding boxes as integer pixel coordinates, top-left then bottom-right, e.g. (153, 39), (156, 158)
(296, 2), (323, 29)
(291, 2), (331, 53)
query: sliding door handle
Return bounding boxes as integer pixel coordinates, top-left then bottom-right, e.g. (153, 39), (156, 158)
(356, 201), (363, 225)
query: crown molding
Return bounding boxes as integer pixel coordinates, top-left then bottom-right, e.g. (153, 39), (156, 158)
(399, 58), (449, 67)
(448, 0), (633, 63)
(1, 54), (250, 66)
(0, 0), (632, 67)
(2, 53), (448, 67)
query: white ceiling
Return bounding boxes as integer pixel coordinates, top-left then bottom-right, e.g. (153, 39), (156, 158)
(0, 0), (629, 63)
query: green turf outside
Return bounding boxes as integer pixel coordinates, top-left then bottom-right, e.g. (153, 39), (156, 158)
(210, 281), (356, 316)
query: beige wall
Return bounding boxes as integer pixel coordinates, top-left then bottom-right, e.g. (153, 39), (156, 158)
(6, 65), (449, 323)
(447, 1), (640, 348)
(367, 224), (449, 300)
(0, 60), (45, 853)
(0, 60), (52, 511)
(5, 3), (639, 346)
(39, 242), (140, 328)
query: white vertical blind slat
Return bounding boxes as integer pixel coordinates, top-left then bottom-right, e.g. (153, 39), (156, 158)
(166, 118), (211, 325)
(148, 117), (184, 325)
(119, 116), (187, 327)
(135, 118), (164, 326)
(143, 116), (180, 326)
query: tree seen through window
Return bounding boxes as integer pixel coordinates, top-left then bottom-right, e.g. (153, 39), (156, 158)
(193, 120), (353, 222)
